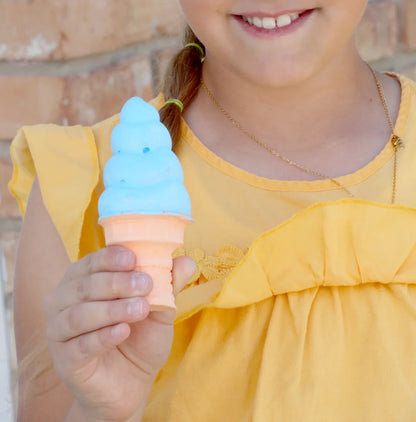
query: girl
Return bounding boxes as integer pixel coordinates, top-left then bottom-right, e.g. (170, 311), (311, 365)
(10, 0), (416, 420)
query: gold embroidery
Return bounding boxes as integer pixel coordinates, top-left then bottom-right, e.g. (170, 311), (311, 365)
(173, 245), (246, 289)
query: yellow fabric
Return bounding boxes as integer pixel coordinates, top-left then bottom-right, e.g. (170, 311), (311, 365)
(9, 124), (101, 261)
(9, 74), (416, 420)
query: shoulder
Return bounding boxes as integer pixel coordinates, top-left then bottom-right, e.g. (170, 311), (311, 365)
(9, 118), (115, 261)
(391, 72), (416, 108)
(393, 73), (416, 133)
(383, 73), (416, 133)
(9, 122), (102, 261)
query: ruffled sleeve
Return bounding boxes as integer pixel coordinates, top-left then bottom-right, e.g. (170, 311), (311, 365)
(9, 124), (100, 261)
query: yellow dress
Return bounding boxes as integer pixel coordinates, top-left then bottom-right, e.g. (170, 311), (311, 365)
(9, 74), (416, 421)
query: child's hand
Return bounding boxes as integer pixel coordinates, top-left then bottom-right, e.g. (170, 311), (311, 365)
(44, 245), (195, 422)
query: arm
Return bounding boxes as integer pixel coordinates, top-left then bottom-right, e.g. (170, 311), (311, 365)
(14, 176), (74, 421)
(14, 177), (195, 421)
(14, 178), (155, 421)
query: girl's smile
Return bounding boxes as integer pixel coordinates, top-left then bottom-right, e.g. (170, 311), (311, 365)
(234, 9), (315, 38)
(178, 0), (369, 86)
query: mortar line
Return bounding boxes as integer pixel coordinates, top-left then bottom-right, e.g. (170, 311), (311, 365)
(371, 51), (416, 71)
(0, 36), (182, 77)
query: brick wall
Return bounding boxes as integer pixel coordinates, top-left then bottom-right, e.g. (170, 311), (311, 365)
(1, 0), (416, 411)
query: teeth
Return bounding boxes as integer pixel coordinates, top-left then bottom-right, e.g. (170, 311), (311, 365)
(253, 17), (263, 27)
(276, 14), (292, 28)
(262, 17), (277, 29)
(242, 13), (300, 29)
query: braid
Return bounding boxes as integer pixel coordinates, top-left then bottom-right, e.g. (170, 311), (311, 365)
(159, 26), (205, 148)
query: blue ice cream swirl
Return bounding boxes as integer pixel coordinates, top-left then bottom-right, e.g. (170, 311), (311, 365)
(98, 97), (191, 219)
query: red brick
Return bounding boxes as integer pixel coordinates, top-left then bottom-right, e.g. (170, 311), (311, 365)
(0, 0), (184, 61)
(0, 76), (65, 140)
(1, 226), (20, 383)
(59, 0), (184, 59)
(0, 56), (156, 138)
(64, 56), (153, 126)
(400, 0), (416, 51)
(151, 47), (181, 92)
(356, 1), (398, 61)
(0, 157), (20, 218)
(0, 0), (61, 60)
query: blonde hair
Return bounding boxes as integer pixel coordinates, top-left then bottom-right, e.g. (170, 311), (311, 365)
(159, 25), (205, 147)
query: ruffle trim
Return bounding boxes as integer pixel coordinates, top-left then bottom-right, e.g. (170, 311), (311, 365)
(174, 199), (416, 323)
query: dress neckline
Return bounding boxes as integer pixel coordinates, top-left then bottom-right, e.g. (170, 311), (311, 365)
(158, 73), (412, 192)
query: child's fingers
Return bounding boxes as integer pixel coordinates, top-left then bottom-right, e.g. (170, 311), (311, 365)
(47, 298), (150, 342)
(172, 256), (197, 295)
(149, 256), (196, 325)
(64, 246), (136, 282)
(45, 270), (153, 316)
(54, 323), (131, 374)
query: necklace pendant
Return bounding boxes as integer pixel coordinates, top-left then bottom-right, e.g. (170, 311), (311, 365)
(392, 135), (404, 150)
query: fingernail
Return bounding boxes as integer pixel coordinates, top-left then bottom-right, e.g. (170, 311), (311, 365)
(131, 273), (150, 293)
(116, 251), (133, 267)
(111, 324), (121, 338)
(127, 300), (142, 317)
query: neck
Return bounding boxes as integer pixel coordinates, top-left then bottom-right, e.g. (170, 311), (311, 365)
(198, 42), (379, 151)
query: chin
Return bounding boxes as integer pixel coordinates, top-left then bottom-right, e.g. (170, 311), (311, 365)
(231, 51), (321, 87)
(244, 65), (316, 89)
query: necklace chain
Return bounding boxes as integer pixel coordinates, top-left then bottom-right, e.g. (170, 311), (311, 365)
(200, 66), (403, 204)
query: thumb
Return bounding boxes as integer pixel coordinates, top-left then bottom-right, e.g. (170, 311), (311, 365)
(150, 256), (196, 324)
(172, 255), (197, 295)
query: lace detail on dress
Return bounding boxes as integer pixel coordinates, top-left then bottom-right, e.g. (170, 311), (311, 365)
(173, 245), (246, 289)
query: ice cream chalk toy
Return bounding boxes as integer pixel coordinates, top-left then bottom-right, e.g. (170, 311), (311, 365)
(98, 97), (192, 311)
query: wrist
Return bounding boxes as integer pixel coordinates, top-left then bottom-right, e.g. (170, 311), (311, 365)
(65, 401), (145, 422)
(65, 402), (106, 422)
(65, 375), (156, 422)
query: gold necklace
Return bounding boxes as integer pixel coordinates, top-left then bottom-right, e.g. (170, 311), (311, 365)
(200, 67), (404, 204)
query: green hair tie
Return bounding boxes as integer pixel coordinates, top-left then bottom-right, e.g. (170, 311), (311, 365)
(184, 42), (205, 58)
(165, 98), (184, 112)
